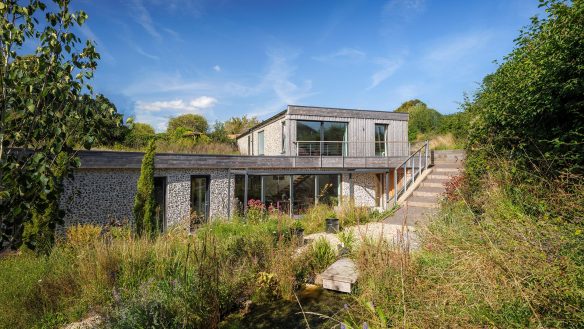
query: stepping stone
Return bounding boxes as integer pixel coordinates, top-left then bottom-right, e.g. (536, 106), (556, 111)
(321, 258), (358, 293)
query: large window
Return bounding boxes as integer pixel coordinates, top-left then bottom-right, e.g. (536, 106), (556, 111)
(258, 131), (265, 155)
(293, 175), (315, 213)
(234, 174), (341, 215)
(375, 124), (387, 156)
(317, 174), (340, 205)
(263, 175), (290, 212)
(296, 121), (347, 156)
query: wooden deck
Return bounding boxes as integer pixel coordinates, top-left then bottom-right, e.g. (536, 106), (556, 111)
(76, 151), (408, 169)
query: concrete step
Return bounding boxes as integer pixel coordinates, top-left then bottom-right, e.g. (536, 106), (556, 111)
(414, 186), (444, 197)
(421, 179), (447, 188)
(405, 195), (440, 209)
(434, 167), (461, 173)
(432, 162), (464, 169)
(321, 258), (358, 293)
(428, 174), (452, 180)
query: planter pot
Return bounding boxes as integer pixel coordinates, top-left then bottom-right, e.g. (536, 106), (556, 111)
(325, 218), (340, 233)
(290, 228), (305, 246)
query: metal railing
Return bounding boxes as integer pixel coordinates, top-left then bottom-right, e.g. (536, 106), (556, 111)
(393, 140), (430, 205)
(294, 141), (410, 157)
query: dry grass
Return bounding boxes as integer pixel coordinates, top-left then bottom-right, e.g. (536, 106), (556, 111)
(348, 179), (584, 328)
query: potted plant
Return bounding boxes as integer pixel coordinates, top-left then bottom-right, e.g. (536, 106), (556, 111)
(290, 220), (305, 245)
(325, 217), (340, 233)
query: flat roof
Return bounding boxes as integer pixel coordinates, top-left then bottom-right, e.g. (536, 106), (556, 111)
(75, 150), (407, 170)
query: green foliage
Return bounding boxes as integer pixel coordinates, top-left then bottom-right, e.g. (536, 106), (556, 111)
(167, 114), (209, 135)
(394, 99), (446, 141)
(0, 0), (122, 250)
(124, 122), (155, 148)
(133, 140), (156, 237)
(310, 237), (337, 273)
(465, 0), (584, 176)
(0, 218), (320, 328)
(223, 115), (260, 135)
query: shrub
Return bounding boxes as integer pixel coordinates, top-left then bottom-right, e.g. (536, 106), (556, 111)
(66, 224), (102, 248)
(310, 237), (337, 273)
(133, 140), (157, 237)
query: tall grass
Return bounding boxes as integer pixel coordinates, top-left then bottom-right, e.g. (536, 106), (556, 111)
(345, 161), (584, 328)
(0, 218), (318, 328)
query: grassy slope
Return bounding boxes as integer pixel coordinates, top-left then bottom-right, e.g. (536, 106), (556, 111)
(350, 164), (584, 328)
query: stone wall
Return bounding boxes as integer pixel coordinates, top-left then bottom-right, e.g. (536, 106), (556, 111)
(61, 168), (234, 229)
(341, 173), (378, 208)
(237, 117), (285, 156)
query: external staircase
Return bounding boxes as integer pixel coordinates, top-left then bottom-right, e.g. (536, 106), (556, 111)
(385, 150), (465, 227)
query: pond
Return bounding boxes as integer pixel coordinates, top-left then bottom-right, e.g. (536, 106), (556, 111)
(221, 285), (352, 328)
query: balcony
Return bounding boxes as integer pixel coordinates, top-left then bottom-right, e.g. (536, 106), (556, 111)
(293, 141), (411, 157)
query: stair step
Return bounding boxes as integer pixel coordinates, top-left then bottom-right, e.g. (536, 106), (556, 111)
(407, 201), (440, 209)
(414, 186), (444, 197)
(421, 180), (446, 188)
(434, 167), (460, 173)
(428, 174), (452, 180)
(414, 191), (439, 197)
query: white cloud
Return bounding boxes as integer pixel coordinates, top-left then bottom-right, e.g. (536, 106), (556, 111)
(222, 48), (316, 117)
(213, 65), (221, 72)
(313, 47), (366, 63)
(129, 0), (161, 40)
(369, 57), (403, 89)
(134, 96), (218, 131)
(133, 45), (159, 60)
(425, 31), (492, 63)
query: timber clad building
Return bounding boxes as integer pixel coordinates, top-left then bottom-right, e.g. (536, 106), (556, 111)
(62, 105), (417, 230)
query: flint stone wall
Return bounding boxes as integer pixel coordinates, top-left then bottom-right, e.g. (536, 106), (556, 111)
(61, 168), (234, 229)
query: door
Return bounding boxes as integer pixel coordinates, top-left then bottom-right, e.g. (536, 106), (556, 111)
(191, 175), (210, 224)
(153, 177), (166, 232)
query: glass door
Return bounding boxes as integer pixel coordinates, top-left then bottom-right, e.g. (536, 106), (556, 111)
(191, 176), (210, 224)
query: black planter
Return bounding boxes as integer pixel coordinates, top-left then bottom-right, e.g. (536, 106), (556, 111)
(290, 228), (305, 246)
(325, 218), (340, 233)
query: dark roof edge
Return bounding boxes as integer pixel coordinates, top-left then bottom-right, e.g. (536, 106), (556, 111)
(236, 108), (287, 140)
(288, 104), (397, 114)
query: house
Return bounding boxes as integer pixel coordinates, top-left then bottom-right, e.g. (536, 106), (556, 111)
(61, 105), (428, 230)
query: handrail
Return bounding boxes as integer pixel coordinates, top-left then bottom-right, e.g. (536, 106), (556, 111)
(293, 140), (410, 157)
(392, 140), (429, 205)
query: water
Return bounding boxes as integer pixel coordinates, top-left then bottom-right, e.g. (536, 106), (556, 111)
(221, 285), (351, 329)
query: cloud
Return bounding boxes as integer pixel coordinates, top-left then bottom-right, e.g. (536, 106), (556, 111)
(222, 48), (316, 117)
(129, 0), (161, 40)
(134, 96), (218, 131)
(312, 47), (366, 63)
(424, 31), (492, 63)
(133, 45), (160, 60)
(213, 65), (221, 72)
(369, 57), (403, 89)
(122, 71), (212, 96)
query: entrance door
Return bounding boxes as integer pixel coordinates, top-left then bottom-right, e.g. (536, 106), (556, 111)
(191, 175), (210, 224)
(153, 177), (166, 232)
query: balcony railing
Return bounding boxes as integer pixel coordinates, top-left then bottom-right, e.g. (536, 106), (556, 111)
(293, 141), (410, 157)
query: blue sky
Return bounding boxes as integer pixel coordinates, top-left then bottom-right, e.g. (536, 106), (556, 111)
(73, 0), (544, 132)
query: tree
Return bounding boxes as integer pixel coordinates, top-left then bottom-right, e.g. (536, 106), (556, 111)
(133, 140), (156, 237)
(394, 100), (442, 141)
(465, 0), (584, 176)
(223, 115), (259, 135)
(167, 114), (208, 136)
(0, 0), (122, 250)
(125, 122), (155, 147)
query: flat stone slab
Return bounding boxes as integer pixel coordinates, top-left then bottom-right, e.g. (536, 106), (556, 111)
(321, 258), (358, 293)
